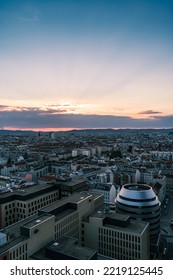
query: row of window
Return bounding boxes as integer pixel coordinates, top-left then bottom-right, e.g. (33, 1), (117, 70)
(4, 203), (15, 210)
(27, 192), (58, 207)
(4, 191), (58, 210)
(98, 239), (141, 251)
(98, 228), (141, 243)
(99, 248), (141, 260)
(4, 192), (59, 227)
(55, 213), (79, 239)
(10, 243), (27, 260)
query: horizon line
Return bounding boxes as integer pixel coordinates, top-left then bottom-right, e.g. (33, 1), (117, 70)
(1, 127), (173, 133)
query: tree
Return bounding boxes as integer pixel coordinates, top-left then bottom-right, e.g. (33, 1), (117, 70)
(110, 150), (122, 159)
(7, 157), (12, 165)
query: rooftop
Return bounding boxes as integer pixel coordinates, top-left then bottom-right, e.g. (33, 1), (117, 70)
(21, 213), (53, 229)
(124, 184), (151, 191)
(39, 191), (101, 214)
(91, 210), (149, 235)
(32, 236), (97, 260)
(0, 183), (57, 203)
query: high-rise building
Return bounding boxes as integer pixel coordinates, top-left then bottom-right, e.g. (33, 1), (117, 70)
(115, 183), (161, 244)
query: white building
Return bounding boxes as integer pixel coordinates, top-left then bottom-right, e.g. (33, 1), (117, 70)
(151, 151), (173, 161)
(72, 150), (78, 157)
(91, 183), (120, 205)
(82, 149), (91, 157)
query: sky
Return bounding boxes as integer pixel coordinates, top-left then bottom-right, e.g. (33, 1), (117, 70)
(0, 0), (173, 131)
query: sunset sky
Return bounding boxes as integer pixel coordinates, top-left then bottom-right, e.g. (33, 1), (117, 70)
(0, 0), (173, 131)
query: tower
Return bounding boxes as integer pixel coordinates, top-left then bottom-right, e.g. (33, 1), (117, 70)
(115, 183), (161, 244)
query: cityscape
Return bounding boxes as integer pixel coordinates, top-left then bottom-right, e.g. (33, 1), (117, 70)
(1, 0), (173, 261)
(0, 128), (173, 260)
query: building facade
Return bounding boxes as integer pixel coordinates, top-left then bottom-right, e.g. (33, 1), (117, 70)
(0, 192), (103, 260)
(82, 211), (150, 260)
(0, 184), (59, 228)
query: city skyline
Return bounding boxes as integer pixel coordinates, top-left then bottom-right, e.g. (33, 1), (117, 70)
(1, 0), (173, 131)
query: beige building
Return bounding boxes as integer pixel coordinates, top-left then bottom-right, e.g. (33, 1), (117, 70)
(0, 184), (59, 228)
(0, 214), (55, 260)
(0, 192), (103, 260)
(0, 192), (150, 260)
(82, 211), (150, 260)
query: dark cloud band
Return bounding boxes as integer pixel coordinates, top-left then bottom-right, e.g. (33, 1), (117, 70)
(0, 105), (172, 129)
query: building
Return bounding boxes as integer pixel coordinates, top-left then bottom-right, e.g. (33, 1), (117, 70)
(115, 183), (161, 244)
(55, 178), (89, 198)
(32, 236), (98, 260)
(0, 184), (59, 228)
(82, 211), (150, 260)
(91, 183), (120, 205)
(0, 192), (103, 260)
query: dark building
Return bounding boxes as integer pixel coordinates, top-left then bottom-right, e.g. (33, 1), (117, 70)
(55, 178), (89, 198)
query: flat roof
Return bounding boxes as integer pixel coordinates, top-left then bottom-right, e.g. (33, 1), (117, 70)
(21, 214), (53, 229)
(91, 210), (149, 235)
(57, 178), (86, 186)
(32, 236), (97, 260)
(124, 184), (151, 191)
(55, 208), (76, 221)
(105, 219), (148, 235)
(39, 192), (102, 213)
(93, 211), (130, 221)
(0, 183), (57, 203)
(0, 236), (24, 254)
(0, 213), (39, 240)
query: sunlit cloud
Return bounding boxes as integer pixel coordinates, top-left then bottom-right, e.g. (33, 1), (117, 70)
(38, 102), (90, 114)
(0, 104), (173, 131)
(0, 102), (90, 114)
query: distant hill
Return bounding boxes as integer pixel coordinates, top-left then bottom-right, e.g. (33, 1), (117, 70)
(0, 128), (173, 136)
(0, 130), (37, 135)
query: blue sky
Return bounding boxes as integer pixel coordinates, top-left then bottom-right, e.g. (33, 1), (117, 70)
(0, 0), (173, 130)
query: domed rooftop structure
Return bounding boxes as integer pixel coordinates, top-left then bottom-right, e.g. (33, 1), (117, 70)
(115, 183), (161, 243)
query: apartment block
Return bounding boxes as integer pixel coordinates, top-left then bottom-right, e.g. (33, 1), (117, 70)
(91, 183), (120, 205)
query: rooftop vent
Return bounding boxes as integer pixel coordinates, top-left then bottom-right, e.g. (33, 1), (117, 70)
(53, 242), (59, 246)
